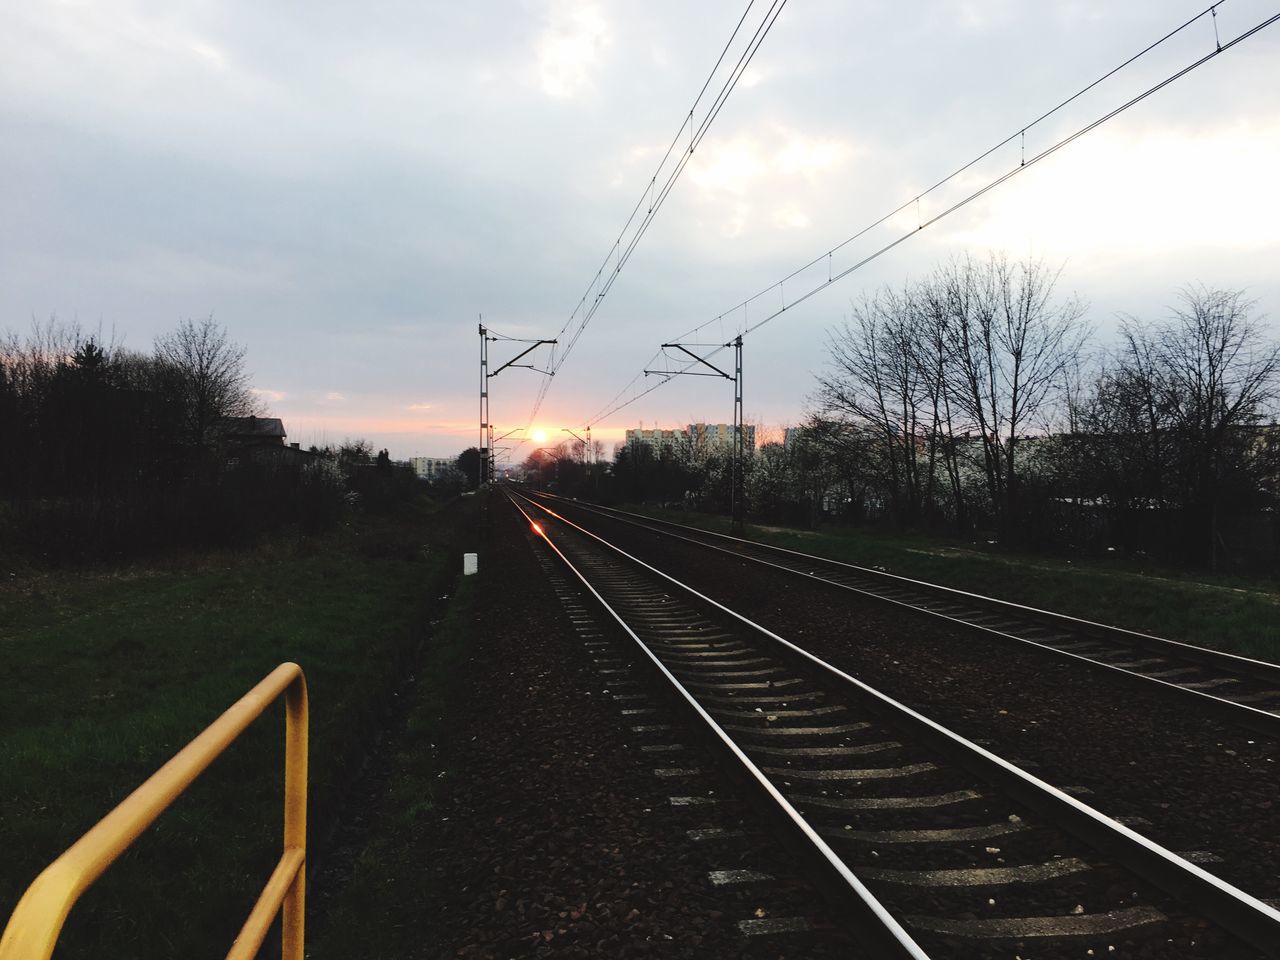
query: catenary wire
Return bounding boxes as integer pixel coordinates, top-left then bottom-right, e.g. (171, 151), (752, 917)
(667, 0), (1236, 348)
(528, 0), (788, 431)
(582, 4), (1278, 430)
(559, 0), (787, 362)
(522, 0), (789, 439)
(546, 0), (758, 365)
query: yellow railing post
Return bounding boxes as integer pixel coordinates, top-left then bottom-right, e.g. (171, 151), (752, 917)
(225, 668), (308, 960)
(0, 663), (310, 960)
(282, 673), (308, 960)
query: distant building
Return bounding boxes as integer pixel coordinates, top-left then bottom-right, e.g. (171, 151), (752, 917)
(686, 422), (755, 452)
(218, 416), (286, 447)
(248, 441), (317, 468)
(624, 427), (685, 449)
(410, 456), (461, 481)
(783, 426), (804, 449)
(217, 417), (318, 469)
(623, 422), (755, 456)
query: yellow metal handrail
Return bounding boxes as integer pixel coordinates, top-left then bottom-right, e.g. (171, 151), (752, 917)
(0, 662), (309, 960)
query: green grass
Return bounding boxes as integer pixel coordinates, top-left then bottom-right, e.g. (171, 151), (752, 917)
(0, 498), (464, 957)
(307, 573), (479, 959)
(622, 505), (1280, 662)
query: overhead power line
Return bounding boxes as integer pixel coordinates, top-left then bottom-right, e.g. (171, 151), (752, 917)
(585, 2), (1279, 429)
(522, 0), (790, 437)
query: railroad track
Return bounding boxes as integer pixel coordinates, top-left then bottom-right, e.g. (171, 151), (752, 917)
(505, 487), (1280, 959)
(526, 491), (1280, 739)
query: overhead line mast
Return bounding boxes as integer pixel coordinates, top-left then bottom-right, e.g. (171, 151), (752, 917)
(644, 337), (746, 523)
(479, 323), (555, 484)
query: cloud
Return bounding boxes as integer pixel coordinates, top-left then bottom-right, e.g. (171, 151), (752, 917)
(3, 2), (1276, 462)
(943, 119), (1280, 257)
(536, 1), (610, 99)
(686, 128), (856, 199)
(928, 0), (1019, 34)
(287, 414), (473, 435)
(680, 127), (857, 241)
(772, 204), (810, 230)
(189, 40), (229, 72)
(775, 130), (857, 180)
(251, 387), (286, 403)
(738, 65), (769, 90)
(688, 136), (767, 197)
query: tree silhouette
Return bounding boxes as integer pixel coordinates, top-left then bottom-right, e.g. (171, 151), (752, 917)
(456, 447), (482, 490)
(153, 317), (256, 450)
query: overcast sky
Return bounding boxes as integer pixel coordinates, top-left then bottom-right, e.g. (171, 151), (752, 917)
(3, 1), (1278, 459)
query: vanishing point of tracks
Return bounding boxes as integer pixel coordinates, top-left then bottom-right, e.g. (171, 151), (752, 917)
(505, 487), (1280, 959)
(529, 492), (1280, 739)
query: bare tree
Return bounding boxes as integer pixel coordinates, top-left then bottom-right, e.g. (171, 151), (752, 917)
(1058, 285), (1279, 566)
(801, 415), (886, 524)
(1076, 323), (1175, 513)
(914, 283), (971, 530)
(816, 278), (983, 530)
(937, 253), (1089, 535)
(1149, 286), (1277, 566)
(1158, 287), (1278, 452)
(817, 285), (934, 525)
(153, 317), (257, 449)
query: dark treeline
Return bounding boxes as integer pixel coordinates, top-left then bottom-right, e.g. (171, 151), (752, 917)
(531, 254), (1280, 572)
(519, 434), (744, 520)
(1, 317), (418, 564)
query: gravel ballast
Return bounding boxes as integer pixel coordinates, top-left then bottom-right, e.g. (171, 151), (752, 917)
(316, 501), (852, 958)
(547, 503), (1280, 907)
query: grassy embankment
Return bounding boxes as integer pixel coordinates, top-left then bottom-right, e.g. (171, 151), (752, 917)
(0, 495), (467, 956)
(623, 505), (1280, 662)
(306, 570), (480, 959)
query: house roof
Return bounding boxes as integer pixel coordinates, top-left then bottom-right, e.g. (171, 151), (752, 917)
(220, 416), (286, 439)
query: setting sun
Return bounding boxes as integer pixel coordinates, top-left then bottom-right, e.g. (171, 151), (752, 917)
(531, 429), (548, 444)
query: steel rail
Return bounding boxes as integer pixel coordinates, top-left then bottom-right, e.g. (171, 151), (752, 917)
(506, 489), (930, 958)
(529, 492), (1280, 738)
(509, 487), (1280, 956)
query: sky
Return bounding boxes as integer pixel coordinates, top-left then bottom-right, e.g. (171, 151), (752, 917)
(3, 0), (1278, 461)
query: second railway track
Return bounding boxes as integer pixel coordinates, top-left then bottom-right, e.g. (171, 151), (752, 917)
(506, 487), (1280, 959)
(526, 491), (1280, 739)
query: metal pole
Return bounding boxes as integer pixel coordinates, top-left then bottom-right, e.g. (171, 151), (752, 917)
(479, 323), (489, 486)
(588, 425), (598, 494)
(733, 335), (744, 526)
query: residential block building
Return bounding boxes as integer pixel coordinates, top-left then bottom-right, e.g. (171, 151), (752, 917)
(410, 456), (460, 480)
(623, 423), (755, 455)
